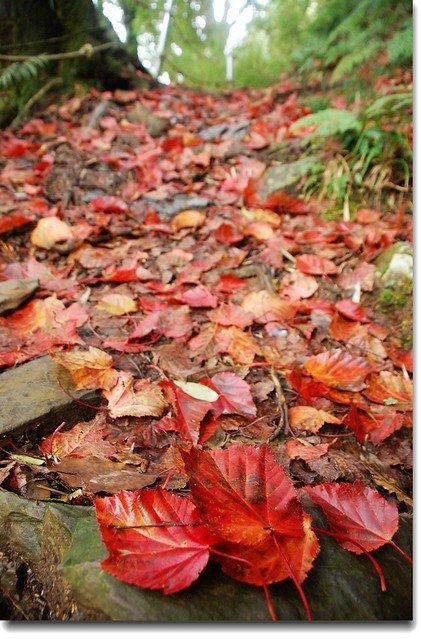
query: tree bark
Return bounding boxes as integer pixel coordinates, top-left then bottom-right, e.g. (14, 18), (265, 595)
(0, 0), (156, 125)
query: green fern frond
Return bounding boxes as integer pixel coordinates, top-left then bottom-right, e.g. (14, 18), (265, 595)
(364, 92), (412, 120)
(0, 55), (50, 89)
(289, 109), (362, 138)
(388, 25), (412, 65)
(331, 41), (382, 82)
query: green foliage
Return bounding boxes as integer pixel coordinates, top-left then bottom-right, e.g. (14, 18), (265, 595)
(290, 109), (362, 139)
(388, 24), (412, 65)
(0, 56), (50, 89)
(331, 42), (382, 83)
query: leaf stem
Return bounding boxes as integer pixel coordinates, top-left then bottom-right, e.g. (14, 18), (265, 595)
(388, 540), (413, 565)
(312, 526), (387, 591)
(262, 583), (278, 621)
(272, 534), (312, 621)
(57, 379), (108, 411)
(111, 522), (200, 529)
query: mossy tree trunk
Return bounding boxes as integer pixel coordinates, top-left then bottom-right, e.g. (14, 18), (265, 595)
(0, 0), (155, 125)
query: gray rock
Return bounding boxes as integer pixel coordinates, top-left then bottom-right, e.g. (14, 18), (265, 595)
(259, 157), (318, 197)
(126, 103), (169, 137)
(145, 194), (212, 219)
(0, 356), (100, 436)
(375, 242), (413, 286)
(199, 121), (250, 142)
(0, 491), (412, 621)
(0, 279), (38, 315)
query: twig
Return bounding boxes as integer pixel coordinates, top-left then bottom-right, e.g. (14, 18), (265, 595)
(269, 368), (290, 438)
(0, 42), (117, 62)
(8, 77), (63, 131)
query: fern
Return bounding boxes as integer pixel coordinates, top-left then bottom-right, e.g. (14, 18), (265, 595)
(388, 25), (412, 65)
(290, 109), (362, 138)
(331, 41), (382, 82)
(0, 55), (50, 89)
(364, 92), (412, 120)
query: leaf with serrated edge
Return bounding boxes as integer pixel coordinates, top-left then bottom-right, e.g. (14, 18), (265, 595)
(95, 488), (217, 594)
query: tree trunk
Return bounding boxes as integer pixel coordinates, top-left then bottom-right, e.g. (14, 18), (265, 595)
(0, 0), (156, 125)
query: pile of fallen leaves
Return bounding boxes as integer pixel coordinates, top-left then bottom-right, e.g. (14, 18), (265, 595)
(0, 82), (412, 620)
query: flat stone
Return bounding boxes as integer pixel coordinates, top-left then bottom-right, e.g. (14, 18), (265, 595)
(0, 491), (412, 621)
(146, 194), (212, 219)
(0, 356), (100, 436)
(126, 103), (169, 137)
(259, 157), (318, 197)
(0, 279), (38, 315)
(375, 241), (413, 286)
(199, 120), (250, 142)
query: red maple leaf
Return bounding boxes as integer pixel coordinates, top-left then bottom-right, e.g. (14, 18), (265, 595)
(95, 488), (218, 594)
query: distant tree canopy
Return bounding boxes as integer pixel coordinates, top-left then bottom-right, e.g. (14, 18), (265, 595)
(108, 0), (412, 89)
(0, 0), (413, 127)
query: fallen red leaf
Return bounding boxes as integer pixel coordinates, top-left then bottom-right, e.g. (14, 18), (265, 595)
(95, 488), (218, 594)
(296, 255), (338, 276)
(363, 371), (413, 411)
(304, 349), (373, 391)
(303, 481), (399, 554)
(90, 195), (128, 214)
(181, 444), (305, 545)
(40, 414), (116, 459)
(344, 404), (405, 445)
(241, 290), (296, 324)
(203, 372), (257, 418)
(50, 347), (118, 391)
(335, 300), (370, 323)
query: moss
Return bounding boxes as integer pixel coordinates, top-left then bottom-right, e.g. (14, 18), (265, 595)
(378, 279), (412, 309)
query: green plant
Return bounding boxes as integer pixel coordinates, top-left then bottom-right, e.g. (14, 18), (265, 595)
(0, 55), (50, 89)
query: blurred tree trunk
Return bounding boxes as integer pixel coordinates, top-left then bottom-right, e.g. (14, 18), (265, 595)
(0, 0), (155, 125)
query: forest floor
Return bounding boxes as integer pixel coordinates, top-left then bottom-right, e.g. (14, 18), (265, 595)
(0, 81), (413, 620)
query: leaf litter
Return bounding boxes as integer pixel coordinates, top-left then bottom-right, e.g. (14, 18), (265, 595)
(0, 80), (412, 620)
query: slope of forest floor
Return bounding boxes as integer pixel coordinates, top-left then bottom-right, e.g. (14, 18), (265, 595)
(0, 80), (413, 620)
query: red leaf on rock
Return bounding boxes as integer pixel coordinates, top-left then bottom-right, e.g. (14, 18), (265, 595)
(296, 255), (338, 276)
(95, 488), (217, 594)
(51, 347), (118, 391)
(335, 300), (370, 323)
(90, 195), (128, 214)
(345, 404), (405, 445)
(214, 512), (319, 586)
(181, 444), (305, 545)
(303, 481), (399, 554)
(304, 349), (373, 391)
